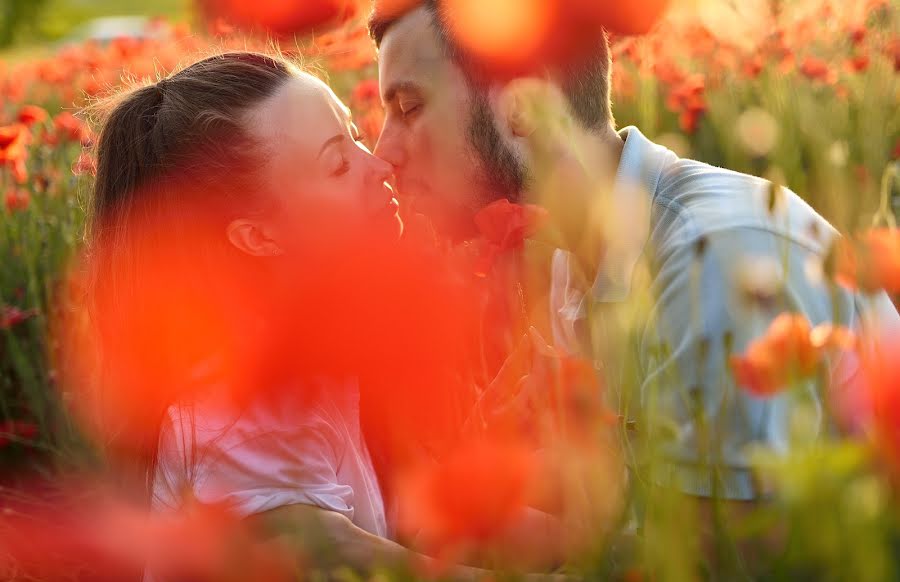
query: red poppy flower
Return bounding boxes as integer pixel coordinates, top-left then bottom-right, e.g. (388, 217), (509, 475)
(809, 323), (857, 352)
(730, 313), (820, 398)
(742, 55), (765, 79)
(0, 420), (38, 447)
(475, 199), (549, 250)
(17, 105), (48, 127)
(0, 493), (293, 581)
(885, 36), (900, 72)
(198, 0), (360, 38)
(4, 189), (30, 213)
(848, 53), (870, 73)
(0, 123), (29, 165)
(572, 0), (671, 36)
(351, 78), (380, 104)
(864, 336), (900, 479)
(679, 109), (704, 135)
(836, 228), (900, 294)
(0, 305), (36, 328)
(53, 112), (91, 145)
(472, 199), (548, 276)
(665, 74), (707, 134)
(442, 0), (669, 81)
(72, 151), (97, 177)
(372, 0), (421, 21)
(800, 56), (837, 84)
(397, 439), (535, 553)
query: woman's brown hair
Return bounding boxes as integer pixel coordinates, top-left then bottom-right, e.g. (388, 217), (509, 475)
(82, 51), (299, 499)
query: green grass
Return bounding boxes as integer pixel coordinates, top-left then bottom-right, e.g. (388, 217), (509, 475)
(37, 0), (191, 40)
(1, 0), (191, 59)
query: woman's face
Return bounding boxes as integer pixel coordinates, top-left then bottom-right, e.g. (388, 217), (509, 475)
(247, 73), (401, 257)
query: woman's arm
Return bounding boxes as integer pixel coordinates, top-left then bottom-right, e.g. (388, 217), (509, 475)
(251, 503), (571, 581)
(251, 503), (493, 580)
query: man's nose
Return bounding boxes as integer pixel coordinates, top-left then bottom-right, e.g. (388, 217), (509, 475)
(373, 122), (406, 169)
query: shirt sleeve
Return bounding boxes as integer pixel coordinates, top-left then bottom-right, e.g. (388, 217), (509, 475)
(638, 225), (898, 500)
(154, 409), (354, 520)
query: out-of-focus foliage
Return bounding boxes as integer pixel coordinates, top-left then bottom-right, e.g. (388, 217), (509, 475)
(0, 0), (50, 47)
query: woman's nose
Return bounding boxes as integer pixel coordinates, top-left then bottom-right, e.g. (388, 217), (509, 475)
(367, 152), (394, 185)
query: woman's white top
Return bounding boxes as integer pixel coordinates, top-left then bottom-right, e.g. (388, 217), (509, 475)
(151, 376), (387, 537)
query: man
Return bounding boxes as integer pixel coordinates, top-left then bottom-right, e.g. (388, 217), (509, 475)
(369, 0), (899, 515)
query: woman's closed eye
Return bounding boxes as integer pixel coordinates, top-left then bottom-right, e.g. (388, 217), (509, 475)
(332, 155), (350, 177)
(329, 129), (368, 177)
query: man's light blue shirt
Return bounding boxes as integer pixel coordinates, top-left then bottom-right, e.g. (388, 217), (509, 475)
(550, 126), (900, 500)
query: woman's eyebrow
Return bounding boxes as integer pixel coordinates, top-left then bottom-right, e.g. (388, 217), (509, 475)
(317, 134), (346, 158)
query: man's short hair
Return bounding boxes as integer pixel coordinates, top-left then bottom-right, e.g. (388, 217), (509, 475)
(368, 0), (614, 131)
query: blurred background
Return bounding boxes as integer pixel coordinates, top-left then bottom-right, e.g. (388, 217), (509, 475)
(1, 0), (188, 50)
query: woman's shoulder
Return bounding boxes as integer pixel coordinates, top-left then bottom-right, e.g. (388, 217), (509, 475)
(158, 377), (358, 467)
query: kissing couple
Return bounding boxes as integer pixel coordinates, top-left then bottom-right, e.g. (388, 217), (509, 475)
(79, 2), (899, 580)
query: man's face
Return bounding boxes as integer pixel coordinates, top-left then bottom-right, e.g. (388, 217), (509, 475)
(374, 7), (526, 239)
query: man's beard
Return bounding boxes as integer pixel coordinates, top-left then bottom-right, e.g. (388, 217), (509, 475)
(467, 90), (530, 206)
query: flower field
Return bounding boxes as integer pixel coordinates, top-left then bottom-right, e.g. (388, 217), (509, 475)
(1, 0), (899, 579)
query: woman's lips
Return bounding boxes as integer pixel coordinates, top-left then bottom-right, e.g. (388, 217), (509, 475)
(373, 195), (400, 219)
(385, 197), (400, 215)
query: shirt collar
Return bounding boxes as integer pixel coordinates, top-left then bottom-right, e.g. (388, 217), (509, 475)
(588, 125), (673, 302)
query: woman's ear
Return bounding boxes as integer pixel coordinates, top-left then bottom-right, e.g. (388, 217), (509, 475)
(492, 83), (537, 139)
(226, 219), (285, 257)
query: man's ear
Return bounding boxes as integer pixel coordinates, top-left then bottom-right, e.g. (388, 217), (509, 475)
(226, 219), (285, 257)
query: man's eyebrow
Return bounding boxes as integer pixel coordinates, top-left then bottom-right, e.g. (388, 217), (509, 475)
(383, 80), (422, 103)
(317, 134), (345, 159)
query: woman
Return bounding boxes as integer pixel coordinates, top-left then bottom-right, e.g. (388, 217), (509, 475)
(83, 51), (575, 580)
(82, 50), (401, 576)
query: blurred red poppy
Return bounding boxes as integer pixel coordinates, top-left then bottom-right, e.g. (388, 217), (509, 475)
(809, 323), (857, 352)
(666, 75), (707, 134)
(442, 0), (670, 81)
(0, 124), (29, 179)
(837, 228), (900, 294)
(72, 151), (97, 177)
(373, 0), (421, 20)
(730, 313), (820, 398)
(848, 53), (870, 73)
(197, 0), (361, 38)
(885, 36), (900, 72)
(864, 336), (900, 479)
(0, 420), (38, 447)
(53, 112), (91, 145)
(472, 199), (548, 276)
(0, 489), (293, 581)
(397, 438), (535, 554)
(0, 305), (36, 328)
(4, 189), (30, 213)
(475, 199), (549, 251)
(17, 105), (48, 127)
(800, 56), (837, 84)
(848, 24), (867, 46)
(572, 0), (671, 36)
